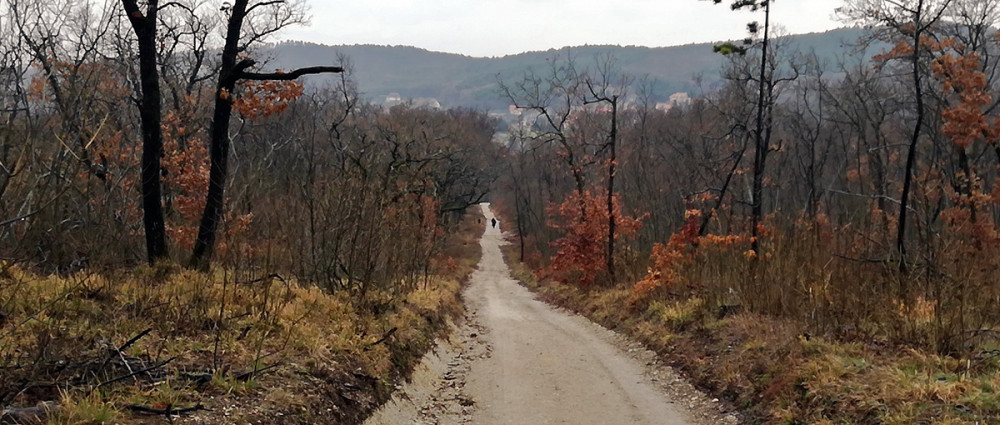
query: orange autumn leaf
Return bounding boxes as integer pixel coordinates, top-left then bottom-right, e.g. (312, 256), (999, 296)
(546, 190), (643, 287)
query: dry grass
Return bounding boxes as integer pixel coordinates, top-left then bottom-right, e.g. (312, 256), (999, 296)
(505, 240), (1000, 425)
(0, 209), (484, 424)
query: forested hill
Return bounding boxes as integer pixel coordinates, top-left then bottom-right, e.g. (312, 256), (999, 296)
(268, 27), (871, 111)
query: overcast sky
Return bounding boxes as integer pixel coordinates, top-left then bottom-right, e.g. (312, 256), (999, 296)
(278, 0), (847, 57)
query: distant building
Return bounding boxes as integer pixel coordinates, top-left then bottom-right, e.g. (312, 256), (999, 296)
(656, 92), (693, 112)
(669, 92), (692, 106)
(413, 97), (441, 109)
(508, 104), (522, 116)
(382, 93), (440, 109)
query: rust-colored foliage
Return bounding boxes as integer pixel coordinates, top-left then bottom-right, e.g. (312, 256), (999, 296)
(545, 190), (642, 287)
(161, 108), (210, 250)
(925, 37), (1000, 250)
(929, 39), (999, 148)
(160, 96), (253, 256)
(633, 208), (750, 300)
(233, 78), (305, 120)
(633, 210), (701, 299)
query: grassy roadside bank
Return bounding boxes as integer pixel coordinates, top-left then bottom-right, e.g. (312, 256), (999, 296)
(0, 211), (483, 425)
(501, 244), (1000, 425)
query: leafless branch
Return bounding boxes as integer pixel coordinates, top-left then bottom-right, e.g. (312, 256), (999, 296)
(240, 66), (344, 81)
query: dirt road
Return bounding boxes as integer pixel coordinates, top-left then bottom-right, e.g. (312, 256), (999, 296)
(366, 204), (730, 425)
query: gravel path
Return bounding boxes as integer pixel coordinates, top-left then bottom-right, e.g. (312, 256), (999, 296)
(365, 203), (738, 425)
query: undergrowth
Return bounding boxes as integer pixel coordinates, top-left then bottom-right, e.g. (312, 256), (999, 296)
(504, 242), (1000, 425)
(0, 209), (483, 424)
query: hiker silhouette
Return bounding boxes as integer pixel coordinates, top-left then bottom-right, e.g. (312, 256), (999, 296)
(491, 218), (497, 228)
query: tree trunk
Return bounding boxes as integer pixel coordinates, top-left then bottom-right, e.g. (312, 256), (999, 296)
(189, 0), (248, 270)
(700, 139), (747, 236)
(896, 3), (925, 273)
(605, 96), (617, 284)
(510, 161), (527, 261)
(187, 1), (342, 271)
(123, 0), (168, 263)
(749, 1), (771, 255)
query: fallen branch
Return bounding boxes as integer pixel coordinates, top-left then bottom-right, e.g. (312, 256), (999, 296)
(0, 402), (58, 425)
(126, 403), (208, 416)
(364, 327), (397, 351)
(98, 328), (153, 372)
(177, 371), (213, 385)
(233, 362), (280, 382)
(117, 328), (153, 353)
(833, 253), (891, 264)
(93, 356), (176, 390)
(238, 273), (285, 285)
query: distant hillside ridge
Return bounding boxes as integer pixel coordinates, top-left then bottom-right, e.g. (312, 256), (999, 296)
(266, 27), (871, 111)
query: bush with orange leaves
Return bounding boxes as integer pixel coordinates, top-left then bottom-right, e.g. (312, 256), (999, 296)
(633, 209), (748, 301)
(545, 190), (642, 287)
(161, 97), (255, 259)
(634, 210), (699, 299)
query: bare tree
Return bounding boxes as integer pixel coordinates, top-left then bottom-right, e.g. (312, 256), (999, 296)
(188, 0), (343, 270)
(499, 54), (592, 214)
(709, 0), (782, 255)
(0, 3), (31, 221)
(581, 54), (631, 283)
(840, 0), (954, 271)
(6, 0), (133, 266)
